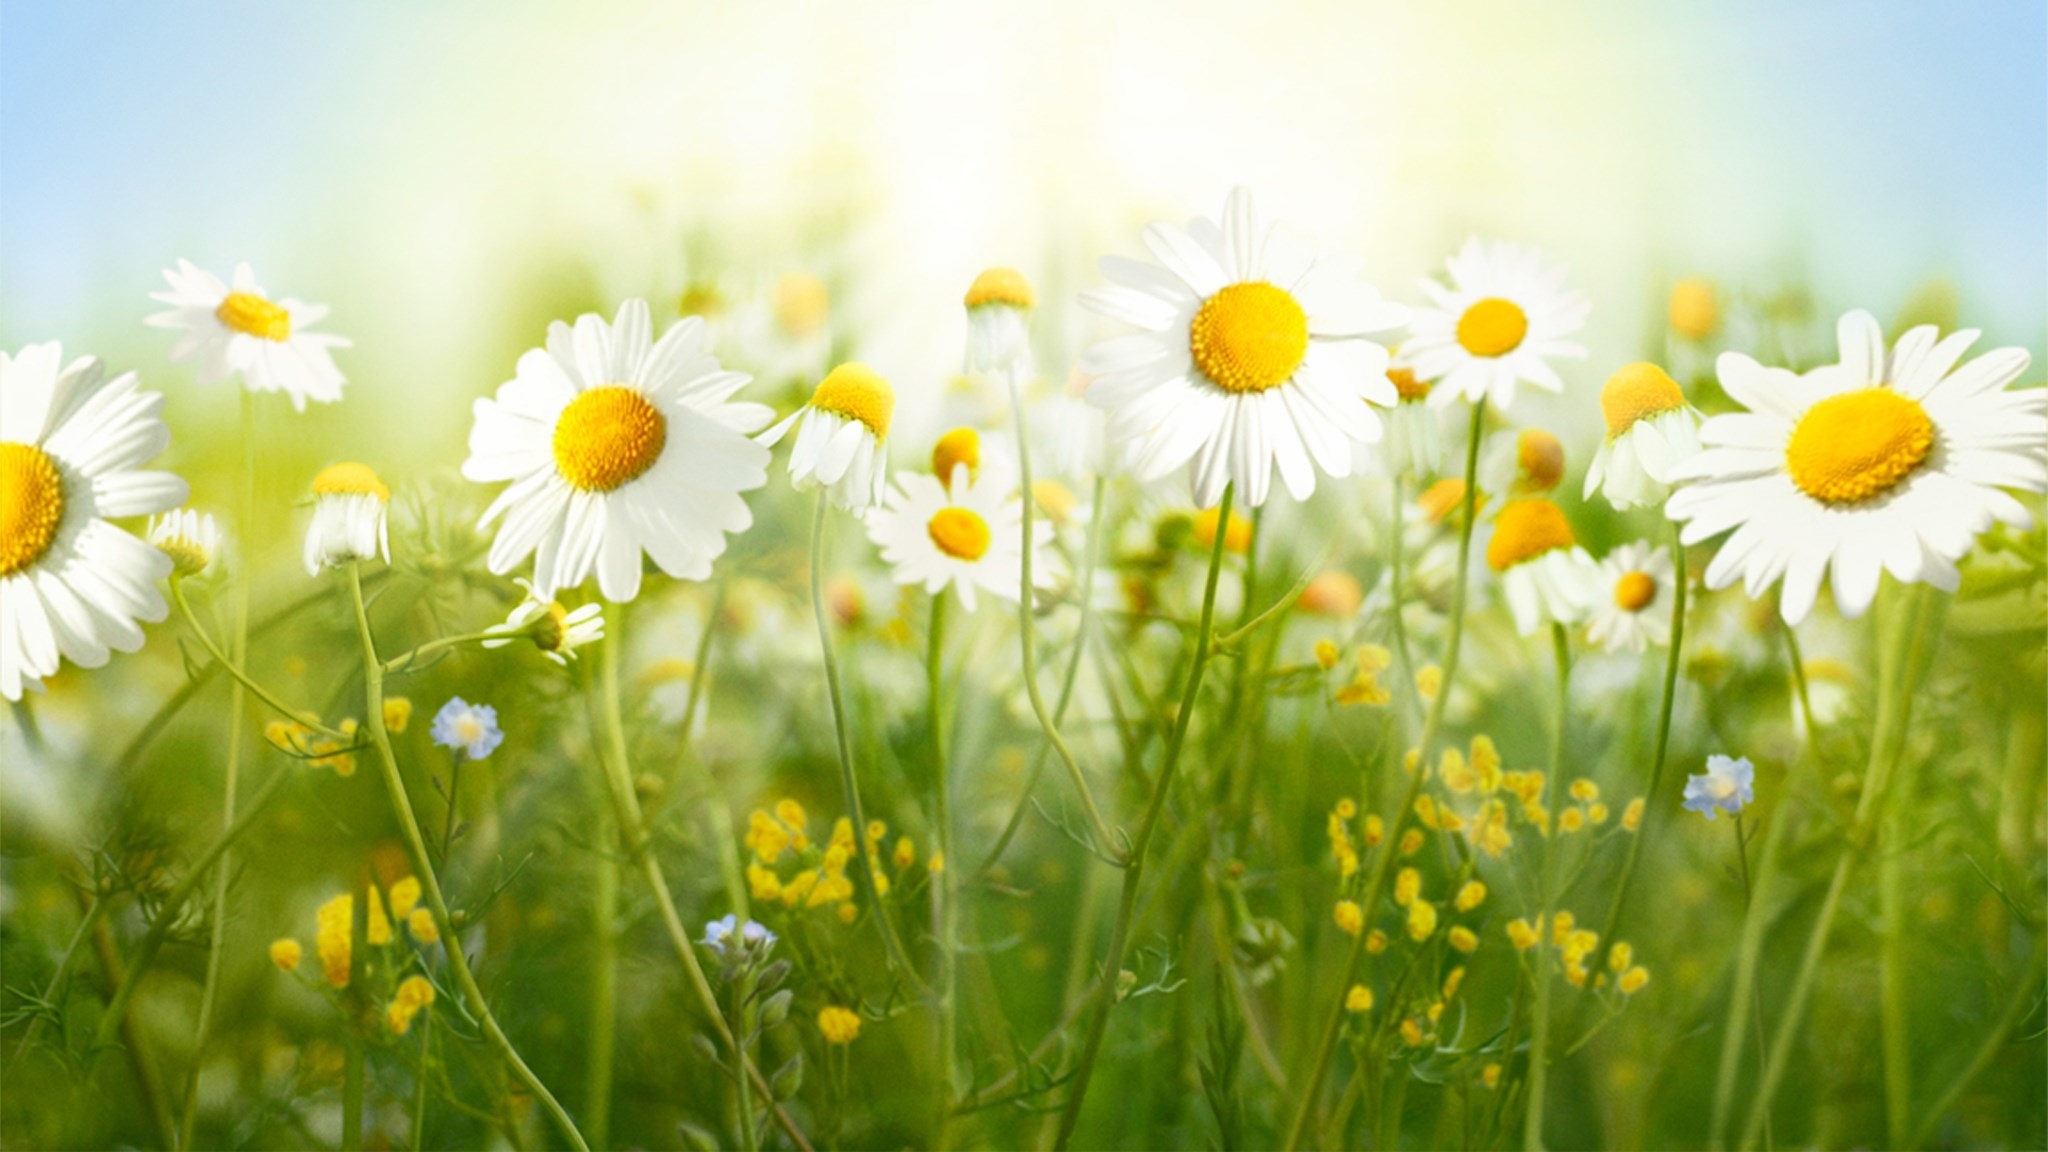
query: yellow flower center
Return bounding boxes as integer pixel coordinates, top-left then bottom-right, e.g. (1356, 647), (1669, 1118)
(1388, 366), (1431, 402)
(811, 363), (895, 440)
(1601, 363), (1687, 438)
(932, 427), (980, 482)
(215, 291), (292, 341)
(1194, 506), (1254, 554)
(1784, 388), (1934, 505)
(927, 506), (991, 561)
(1668, 278), (1718, 340)
(1188, 282), (1309, 394)
(964, 267), (1035, 310)
(1455, 297), (1528, 358)
(1516, 428), (1565, 492)
(552, 386), (668, 492)
(1418, 478), (1480, 525)
(312, 461), (391, 502)
(1613, 570), (1657, 612)
(1486, 499), (1575, 572)
(0, 442), (65, 577)
(774, 273), (830, 337)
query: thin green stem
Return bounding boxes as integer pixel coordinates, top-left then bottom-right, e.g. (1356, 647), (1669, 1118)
(382, 628), (514, 673)
(928, 592), (957, 1151)
(733, 975), (759, 1152)
(1523, 623), (1572, 1152)
(342, 563), (591, 1152)
(587, 783), (618, 1151)
(682, 574), (750, 922)
(412, 1007), (433, 1152)
(1907, 943), (2046, 1149)
(19, 890), (111, 1053)
(343, 871), (368, 1152)
(1051, 482), (1236, 1150)
(1734, 816), (1774, 1152)
(168, 578), (347, 739)
(1387, 473), (1424, 721)
(1710, 804), (1789, 1149)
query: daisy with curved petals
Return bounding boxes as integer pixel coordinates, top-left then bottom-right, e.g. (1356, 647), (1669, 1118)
(760, 362), (896, 512)
(1586, 540), (1676, 654)
(1584, 362), (1701, 510)
(866, 465), (1052, 612)
(1397, 238), (1589, 412)
(463, 299), (773, 603)
(1079, 187), (1408, 509)
(1, 343), (189, 700)
(1486, 498), (1599, 636)
(1666, 309), (2046, 626)
(146, 260), (350, 410)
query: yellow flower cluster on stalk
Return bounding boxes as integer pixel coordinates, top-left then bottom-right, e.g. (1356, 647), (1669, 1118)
(1333, 644), (1395, 706)
(744, 798), (925, 922)
(281, 875), (436, 990)
(261, 698), (411, 777)
(1325, 796), (1382, 879)
(386, 974), (437, 1035)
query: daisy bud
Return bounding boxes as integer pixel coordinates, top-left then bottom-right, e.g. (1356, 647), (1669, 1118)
(963, 267), (1035, 377)
(303, 462), (390, 574)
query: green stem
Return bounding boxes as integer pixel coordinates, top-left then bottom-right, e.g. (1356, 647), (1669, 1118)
(1284, 401), (1487, 1151)
(1050, 482), (1236, 1150)
(1882, 741), (1916, 1149)
(587, 785), (619, 1151)
(1907, 943), (2046, 1149)
(1735, 816), (1774, 1151)
(382, 628), (513, 673)
(1387, 473), (1423, 721)
(733, 976), (759, 1152)
(682, 574), (750, 922)
(168, 578), (347, 739)
(343, 872), (368, 1152)
(412, 1006), (433, 1152)
(1523, 623), (1572, 1152)
(19, 890), (111, 1053)
(1709, 804), (1789, 1149)
(927, 592), (957, 1150)
(342, 563), (591, 1152)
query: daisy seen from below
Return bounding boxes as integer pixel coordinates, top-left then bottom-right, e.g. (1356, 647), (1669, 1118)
(964, 266), (1035, 376)
(1486, 498), (1599, 636)
(1665, 309), (2046, 626)
(760, 362), (895, 512)
(145, 260), (349, 409)
(1586, 539), (1676, 654)
(1682, 754), (1754, 820)
(481, 577), (603, 664)
(148, 508), (224, 578)
(1, 343), (189, 700)
(1397, 238), (1589, 412)
(303, 462), (390, 573)
(866, 464), (1052, 612)
(463, 299), (773, 602)
(1584, 362), (1701, 510)
(1373, 364), (1443, 479)
(1079, 186), (1408, 508)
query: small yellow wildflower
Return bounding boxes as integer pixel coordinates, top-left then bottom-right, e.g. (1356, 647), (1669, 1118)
(748, 864), (783, 903)
(1470, 735), (1502, 790)
(269, 938), (302, 971)
(1507, 918), (1539, 951)
(1363, 815), (1385, 847)
(1442, 967), (1466, 1000)
(776, 797), (808, 833)
(1551, 911), (1575, 946)
(1314, 639), (1340, 670)
(315, 895), (352, 987)
(1406, 899), (1438, 942)
(927, 851), (945, 874)
(1400, 1018), (1425, 1047)
(1569, 778), (1599, 802)
(1588, 802), (1610, 825)
(1335, 644), (1394, 706)
(1440, 748), (1475, 793)
(782, 869), (819, 907)
(1455, 881), (1487, 912)
(1449, 926), (1479, 954)
(383, 697), (413, 734)
(1335, 797), (1357, 820)
(893, 837), (916, 870)
(408, 908), (439, 943)
(388, 876), (421, 920)
(1416, 664), (1442, 700)
(1414, 795), (1440, 830)
(1345, 984), (1374, 1013)
(1609, 941), (1633, 972)
(1334, 900), (1365, 936)
(1394, 868), (1421, 908)
(819, 1005), (863, 1045)
(1398, 828), (1424, 856)
(866, 819), (887, 844)
(1366, 929), (1388, 955)
(397, 974), (436, 1010)
(1483, 1064), (1502, 1089)
(1619, 966), (1651, 994)
(367, 887), (393, 946)
(837, 903), (858, 924)
(1559, 807), (1585, 834)
(1622, 798), (1645, 832)
(1193, 506), (1254, 555)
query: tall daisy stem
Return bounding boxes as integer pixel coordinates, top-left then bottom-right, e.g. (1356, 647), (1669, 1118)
(1284, 401), (1487, 1151)
(1049, 482), (1237, 1151)
(1734, 815), (1774, 1150)
(927, 593), (957, 1149)
(1709, 800), (1788, 1149)
(1523, 622), (1573, 1152)
(342, 563), (590, 1152)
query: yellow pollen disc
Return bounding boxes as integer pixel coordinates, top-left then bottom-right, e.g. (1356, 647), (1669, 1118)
(964, 267), (1034, 310)
(1388, 366), (1431, 402)
(311, 461), (391, 502)
(552, 386), (668, 492)
(811, 363), (895, 440)
(1188, 282), (1309, 394)
(1601, 362), (1687, 438)
(932, 427), (981, 482)
(775, 273), (830, 337)
(1455, 297), (1528, 358)
(1418, 478), (1476, 524)
(215, 291), (292, 341)
(0, 442), (65, 577)
(1516, 428), (1565, 492)
(1668, 278), (1718, 340)
(1487, 499), (1576, 572)
(1613, 570), (1657, 612)
(1785, 388), (1934, 505)
(927, 506), (991, 562)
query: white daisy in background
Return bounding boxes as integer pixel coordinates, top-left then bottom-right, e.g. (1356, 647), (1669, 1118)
(481, 577), (604, 664)
(0, 343), (189, 701)
(963, 267), (1035, 376)
(147, 508), (224, 578)
(1666, 309), (2046, 626)
(1372, 365), (1444, 480)
(1397, 238), (1589, 412)
(1079, 186), (1408, 508)
(760, 362), (895, 512)
(1584, 362), (1701, 510)
(1485, 498), (1599, 635)
(866, 466), (1052, 611)
(1031, 368), (1113, 482)
(463, 299), (773, 602)
(303, 462), (391, 574)
(1586, 540), (1677, 654)
(145, 260), (349, 409)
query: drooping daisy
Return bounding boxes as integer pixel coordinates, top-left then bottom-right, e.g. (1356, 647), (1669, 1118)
(1372, 365), (1444, 479)
(1586, 540), (1676, 654)
(481, 577), (604, 664)
(1665, 309), (2046, 626)
(303, 462), (391, 574)
(1, 343), (189, 700)
(1584, 362), (1701, 510)
(148, 508), (224, 578)
(145, 260), (350, 409)
(463, 299), (773, 602)
(1079, 187), (1409, 508)
(760, 362), (895, 512)
(1486, 498), (1599, 636)
(866, 466), (1052, 611)
(1397, 239), (1589, 412)
(1682, 754), (1754, 821)
(1481, 427), (1567, 498)
(963, 267), (1035, 377)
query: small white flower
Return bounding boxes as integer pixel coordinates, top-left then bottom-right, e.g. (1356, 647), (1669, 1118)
(1586, 540), (1676, 654)
(148, 508), (225, 578)
(429, 697), (503, 760)
(760, 362), (895, 512)
(1397, 238), (1589, 413)
(1683, 754), (1755, 820)
(865, 465), (1052, 612)
(963, 267), (1036, 377)
(0, 343), (190, 700)
(303, 462), (390, 574)
(481, 578), (603, 664)
(1485, 498), (1599, 636)
(1369, 365), (1444, 480)
(145, 260), (349, 410)
(1584, 362), (1702, 510)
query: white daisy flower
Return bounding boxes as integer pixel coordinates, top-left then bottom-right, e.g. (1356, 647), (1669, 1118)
(866, 466), (1052, 612)
(1370, 365), (1444, 480)
(1586, 540), (1676, 654)
(0, 343), (189, 701)
(145, 260), (350, 410)
(147, 508), (224, 578)
(1397, 238), (1589, 412)
(303, 462), (391, 573)
(1584, 362), (1702, 510)
(964, 267), (1036, 376)
(1665, 309), (2046, 626)
(463, 299), (773, 602)
(760, 362), (895, 512)
(1079, 187), (1408, 508)
(481, 577), (604, 664)
(1486, 498), (1599, 636)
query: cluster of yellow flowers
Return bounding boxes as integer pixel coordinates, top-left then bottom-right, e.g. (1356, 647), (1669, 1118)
(1325, 796), (1383, 879)
(261, 696), (413, 776)
(1503, 911), (1651, 993)
(744, 798), (934, 922)
(1325, 643), (1396, 706)
(1397, 967), (1468, 1049)
(817, 1004), (862, 1045)
(275, 875), (437, 989)
(386, 974), (437, 1035)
